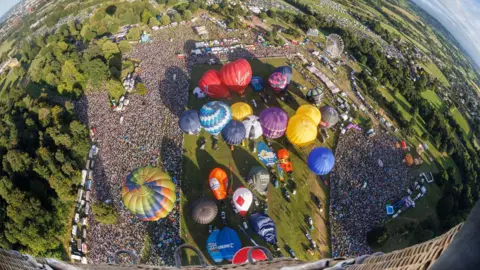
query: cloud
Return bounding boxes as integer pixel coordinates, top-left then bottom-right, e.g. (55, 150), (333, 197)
(412, 0), (480, 67)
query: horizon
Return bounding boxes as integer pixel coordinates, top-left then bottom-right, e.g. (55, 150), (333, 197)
(0, 0), (22, 19)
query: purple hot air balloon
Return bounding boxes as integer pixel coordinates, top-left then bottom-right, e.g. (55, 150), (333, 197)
(268, 72), (288, 93)
(259, 107), (288, 139)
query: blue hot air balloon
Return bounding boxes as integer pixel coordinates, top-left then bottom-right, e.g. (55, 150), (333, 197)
(216, 227), (241, 261)
(250, 76), (264, 92)
(307, 147), (335, 175)
(207, 228), (223, 263)
(179, 110), (201, 135)
(199, 101), (232, 135)
(221, 120), (246, 145)
(249, 213), (277, 245)
(274, 66), (293, 84)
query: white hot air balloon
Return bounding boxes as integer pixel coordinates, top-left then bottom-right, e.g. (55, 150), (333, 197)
(242, 115), (263, 140)
(232, 187), (253, 216)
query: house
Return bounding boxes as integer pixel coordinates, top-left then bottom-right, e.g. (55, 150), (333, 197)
(307, 28), (319, 37)
(194, 26), (209, 39)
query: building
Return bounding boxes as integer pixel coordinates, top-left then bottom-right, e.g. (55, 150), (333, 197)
(306, 28), (319, 37)
(0, 58), (20, 74)
(194, 26), (209, 39)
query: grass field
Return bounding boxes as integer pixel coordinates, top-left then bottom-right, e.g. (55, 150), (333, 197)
(180, 58), (332, 265)
(0, 39), (14, 56)
(420, 90), (447, 113)
(421, 62), (450, 87)
(449, 107), (471, 135)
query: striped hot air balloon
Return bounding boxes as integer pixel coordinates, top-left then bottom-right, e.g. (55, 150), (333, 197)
(121, 167), (176, 221)
(199, 101), (232, 135)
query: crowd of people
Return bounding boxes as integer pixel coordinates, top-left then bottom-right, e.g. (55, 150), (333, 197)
(329, 129), (412, 257)
(74, 20), (299, 265)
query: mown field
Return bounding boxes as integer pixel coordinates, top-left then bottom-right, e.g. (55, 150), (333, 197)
(180, 58), (333, 265)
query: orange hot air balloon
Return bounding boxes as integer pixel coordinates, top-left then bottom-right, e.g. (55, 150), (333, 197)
(277, 149), (289, 160)
(219, 59), (252, 95)
(209, 168), (229, 200)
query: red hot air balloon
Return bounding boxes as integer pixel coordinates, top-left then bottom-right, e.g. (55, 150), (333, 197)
(199, 70), (230, 98)
(220, 59), (252, 95)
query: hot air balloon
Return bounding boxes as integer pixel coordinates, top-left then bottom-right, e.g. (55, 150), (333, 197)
(121, 167), (176, 221)
(242, 115), (263, 140)
(259, 107), (288, 139)
(250, 76), (264, 92)
(231, 102), (253, 121)
(221, 120), (246, 146)
(232, 187), (253, 216)
(232, 247), (268, 265)
(286, 114), (318, 147)
(307, 147), (335, 175)
(199, 70), (230, 98)
(191, 198), (218, 224)
(209, 168), (228, 201)
(249, 213), (277, 245)
(277, 149), (289, 160)
(247, 166), (270, 195)
(217, 227), (242, 261)
(274, 66), (293, 84)
(404, 154), (414, 166)
(277, 149), (293, 173)
(207, 228), (223, 263)
(306, 88), (324, 106)
(319, 105), (339, 129)
(199, 101), (232, 135)
(220, 59), (252, 95)
(296, 104), (321, 125)
(179, 110), (201, 135)
(268, 72), (288, 92)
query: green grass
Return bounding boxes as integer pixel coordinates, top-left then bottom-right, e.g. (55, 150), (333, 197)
(421, 62), (450, 87)
(180, 58), (330, 265)
(421, 90), (447, 113)
(449, 107), (471, 135)
(0, 39), (14, 56)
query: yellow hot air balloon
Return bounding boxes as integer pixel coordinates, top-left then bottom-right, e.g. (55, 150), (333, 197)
(296, 104), (321, 125)
(286, 114), (318, 146)
(231, 102), (253, 121)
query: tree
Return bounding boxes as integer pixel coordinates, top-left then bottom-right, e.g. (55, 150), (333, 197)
(367, 226), (389, 247)
(13, 66), (26, 78)
(106, 79), (126, 100)
(421, 132), (429, 141)
(126, 28), (141, 41)
(101, 40), (120, 59)
(173, 13), (182, 23)
(183, 10), (192, 21)
(2, 150), (32, 173)
(83, 59), (108, 88)
(267, 9), (276, 18)
(160, 15), (171, 26)
(59, 60), (85, 95)
(141, 10), (153, 24)
(118, 40), (132, 54)
(188, 2), (198, 13)
(259, 11), (268, 20)
(149, 17), (160, 27)
(436, 195), (454, 220)
(92, 203), (118, 224)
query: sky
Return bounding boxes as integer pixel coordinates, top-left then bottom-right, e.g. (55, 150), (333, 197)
(0, 0), (21, 18)
(412, 0), (480, 67)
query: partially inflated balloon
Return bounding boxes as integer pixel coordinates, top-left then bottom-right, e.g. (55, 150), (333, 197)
(191, 198), (218, 224)
(242, 115), (263, 140)
(249, 213), (277, 245)
(209, 168), (228, 200)
(199, 70), (230, 98)
(122, 167), (176, 221)
(231, 102), (253, 121)
(232, 187), (253, 216)
(220, 59), (252, 95)
(296, 104), (321, 125)
(319, 105), (339, 129)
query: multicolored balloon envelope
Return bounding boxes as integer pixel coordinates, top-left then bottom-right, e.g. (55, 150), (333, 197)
(199, 101), (232, 135)
(306, 88), (324, 106)
(232, 187), (253, 216)
(209, 168), (228, 201)
(121, 167), (176, 221)
(232, 247), (268, 265)
(191, 198), (218, 224)
(273, 66), (293, 83)
(199, 70), (230, 98)
(268, 72), (288, 92)
(250, 76), (264, 92)
(249, 213), (277, 245)
(207, 228), (223, 263)
(307, 147), (335, 175)
(286, 114), (318, 147)
(179, 109), (201, 135)
(242, 115), (263, 140)
(221, 120), (246, 145)
(256, 142), (277, 167)
(319, 105), (339, 129)
(230, 102), (253, 121)
(220, 59), (252, 95)
(217, 227), (242, 261)
(247, 166), (270, 195)
(296, 104), (321, 125)
(259, 107), (288, 139)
